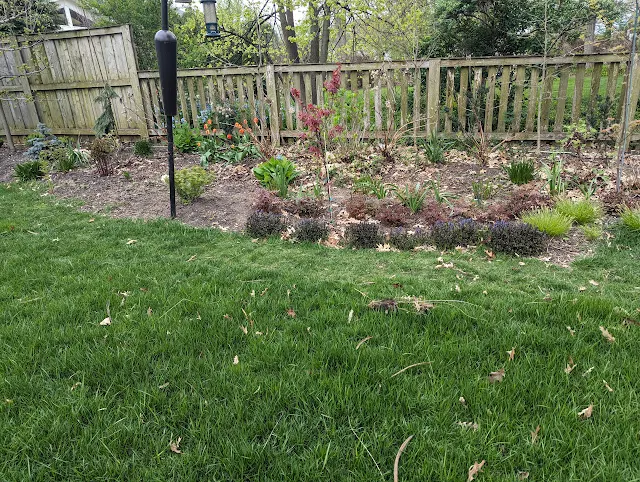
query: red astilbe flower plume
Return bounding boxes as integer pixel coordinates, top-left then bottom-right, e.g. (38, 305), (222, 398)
(323, 64), (342, 94)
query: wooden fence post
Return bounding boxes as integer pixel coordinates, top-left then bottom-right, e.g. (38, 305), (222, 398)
(620, 53), (640, 150)
(265, 64), (280, 146)
(10, 36), (40, 130)
(427, 58), (441, 134)
(121, 26), (149, 139)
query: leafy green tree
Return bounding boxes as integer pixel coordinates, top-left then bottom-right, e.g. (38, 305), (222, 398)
(422, 0), (625, 57)
(0, 0), (61, 34)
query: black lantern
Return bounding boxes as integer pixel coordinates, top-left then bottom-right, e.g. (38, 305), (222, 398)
(201, 0), (220, 39)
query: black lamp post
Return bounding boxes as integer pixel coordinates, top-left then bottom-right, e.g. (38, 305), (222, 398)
(155, 0), (221, 218)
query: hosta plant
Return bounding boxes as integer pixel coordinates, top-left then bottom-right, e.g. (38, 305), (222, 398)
(252, 156), (298, 197)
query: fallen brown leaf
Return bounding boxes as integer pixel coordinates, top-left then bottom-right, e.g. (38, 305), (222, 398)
(393, 435), (414, 482)
(356, 336), (372, 350)
(147, 307), (153, 317)
(603, 380), (614, 392)
(158, 382), (170, 389)
(233, 355), (239, 365)
(589, 280), (599, 286)
(468, 460), (485, 481)
(170, 437), (182, 454)
(89, 218), (95, 223)
(488, 368), (505, 383)
(578, 404), (593, 419)
(99, 317), (111, 326)
(186, 255), (197, 262)
(578, 286), (587, 292)
(599, 326), (615, 343)
(287, 308), (296, 317)
(531, 425), (540, 444)
(507, 347), (516, 361)
(459, 396), (467, 406)
(239, 325), (248, 335)
(126, 239), (137, 245)
(518, 471), (530, 480)
(368, 299), (398, 313)
(564, 357), (576, 374)
(566, 326), (576, 336)
(70, 382), (82, 391)
(457, 421), (479, 431)
(391, 362), (432, 378)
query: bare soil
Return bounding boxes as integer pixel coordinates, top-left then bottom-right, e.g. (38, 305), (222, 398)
(2, 141), (639, 266)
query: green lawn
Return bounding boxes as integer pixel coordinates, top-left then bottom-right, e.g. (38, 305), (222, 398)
(1, 183), (640, 481)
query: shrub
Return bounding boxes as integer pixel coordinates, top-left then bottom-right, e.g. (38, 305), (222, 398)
(252, 189), (282, 214)
(346, 195), (378, 220)
(419, 201), (449, 225)
(581, 224), (603, 240)
(14, 161), (47, 182)
(174, 124), (201, 153)
(395, 183), (429, 214)
(375, 202), (410, 227)
(389, 227), (430, 250)
(25, 123), (60, 160)
(495, 185), (551, 219)
(134, 139), (152, 156)
(345, 222), (383, 249)
(621, 206), (640, 232)
(252, 156), (298, 197)
(555, 198), (602, 225)
(173, 166), (214, 203)
(487, 221), (546, 256)
(284, 197), (325, 218)
(39, 147), (70, 172)
(521, 208), (573, 236)
(504, 160), (535, 185)
(90, 136), (118, 176)
(294, 218), (329, 242)
(431, 219), (482, 250)
(245, 211), (286, 238)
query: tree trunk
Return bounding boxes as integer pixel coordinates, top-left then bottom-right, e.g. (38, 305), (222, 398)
(584, 17), (596, 55)
(309, 2), (320, 64)
(319, 4), (330, 63)
(278, 6), (300, 63)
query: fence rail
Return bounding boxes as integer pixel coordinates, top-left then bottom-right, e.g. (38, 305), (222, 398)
(2, 25), (640, 145)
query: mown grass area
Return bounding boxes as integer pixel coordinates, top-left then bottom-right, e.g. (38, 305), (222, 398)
(1, 183), (640, 481)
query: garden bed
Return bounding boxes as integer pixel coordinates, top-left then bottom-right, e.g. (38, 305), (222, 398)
(1, 140), (639, 266)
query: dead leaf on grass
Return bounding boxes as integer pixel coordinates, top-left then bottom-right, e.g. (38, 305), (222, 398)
(70, 382), (82, 391)
(368, 299), (398, 313)
(287, 308), (296, 317)
(582, 367), (594, 377)
(566, 326), (576, 336)
(158, 382), (170, 389)
(459, 396), (467, 406)
(455, 284), (461, 293)
(126, 239), (137, 245)
(589, 280), (599, 286)
(393, 435), (414, 482)
(356, 336), (372, 350)
(599, 326), (615, 343)
(240, 325), (248, 335)
(488, 368), (505, 383)
(564, 357), (576, 374)
(603, 380), (614, 392)
(347, 309), (354, 323)
(467, 460), (485, 481)
(578, 404), (593, 419)
(170, 437), (182, 454)
(578, 286), (587, 292)
(99, 317), (111, 326)
(147, 307), (153, 317)
(391, 362), (432, 378)
(518, 471), (530, 480)
(457, 421), (479, 431)
(507, 347), (516, 361)
(233, 355), (239, 365)
(89, 218), (95, 223)
(531, 425), (540, 444)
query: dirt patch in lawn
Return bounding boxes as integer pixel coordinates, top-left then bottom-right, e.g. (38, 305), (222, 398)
(2, 141), (639, 266)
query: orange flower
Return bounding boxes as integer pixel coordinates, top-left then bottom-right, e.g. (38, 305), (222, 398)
(234, 122), (242, 128)
(207, 119), (213, 125)
(227, 134), (233, 140)
(231, 144), (235, 149)
(253, 117), (259, 124)
(197, 142), (201, 147)
(243, 119), (248, 125)
(212, 128), (217, 133)
(239, 128), (245, 135)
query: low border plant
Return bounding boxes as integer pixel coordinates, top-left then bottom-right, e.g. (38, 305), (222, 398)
(172, 166), (215, 204)
(430, 219), (482, 250)
(344, 222), (383, 249)
(388, 227), (430, 250)
(14, 161), (48, 182)
(521, 208), (572, 237)
(488, 221), (547, 256)
(621, 206), (640, 232)
(294, 219), (329, 242)
(555, 198), (601, 225)
(245, 211), (286, 238)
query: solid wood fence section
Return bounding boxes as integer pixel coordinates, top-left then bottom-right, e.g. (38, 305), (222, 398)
(2, 25), (640, 145)
(0, 25), (147, 138)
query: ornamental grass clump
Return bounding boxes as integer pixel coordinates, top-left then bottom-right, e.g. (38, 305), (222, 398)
(555, 198), (601, 225)
(344, 222), (383, 249)
(388, 227), (430, 251)
(521, 208), (572, 237)
(504, 160), (535, 185)
(430, 219), (482, 250)
(621, 206), (640, 232)
(487, 221), (547, 256)
(245, 211), (286, 238)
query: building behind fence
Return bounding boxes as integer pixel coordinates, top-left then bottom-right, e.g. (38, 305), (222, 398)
(2, 25), (640, 145)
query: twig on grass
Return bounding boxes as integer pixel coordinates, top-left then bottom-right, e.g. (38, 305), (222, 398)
(348, 420), (385, 481)
(356, 336), (373, 350)
(393, 435), (414, 482)
(391, 362), (432, 378)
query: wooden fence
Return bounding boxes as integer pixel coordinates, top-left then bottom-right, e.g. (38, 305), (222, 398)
(3, 25), (640, 144)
